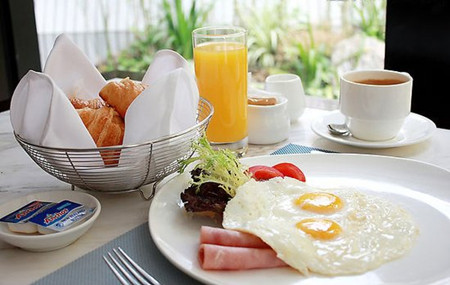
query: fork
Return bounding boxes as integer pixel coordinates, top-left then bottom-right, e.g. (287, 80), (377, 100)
(103, 247), (161, 285)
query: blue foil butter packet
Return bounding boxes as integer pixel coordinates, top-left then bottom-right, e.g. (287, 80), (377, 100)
(0, 200), (54, 233)
(29, 200), (95, 233)
(0, 201), (53, 224)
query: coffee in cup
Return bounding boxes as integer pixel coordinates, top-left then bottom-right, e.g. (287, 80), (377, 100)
(339, 69), (413, 141)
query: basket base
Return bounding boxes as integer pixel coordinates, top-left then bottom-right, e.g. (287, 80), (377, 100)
(70, 180), (161, 201)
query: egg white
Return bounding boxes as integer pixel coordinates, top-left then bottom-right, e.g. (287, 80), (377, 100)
(222, 177), (419, 276)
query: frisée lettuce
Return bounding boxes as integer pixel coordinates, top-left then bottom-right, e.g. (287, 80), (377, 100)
(179, 137), (250, 197)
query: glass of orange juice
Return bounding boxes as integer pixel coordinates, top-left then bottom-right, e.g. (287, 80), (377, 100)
(192, 26), (248, 155)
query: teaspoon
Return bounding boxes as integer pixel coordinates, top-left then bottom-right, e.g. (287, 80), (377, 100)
(327, 124), (351, 136)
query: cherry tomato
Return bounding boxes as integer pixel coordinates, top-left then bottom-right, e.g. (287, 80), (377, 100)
(248, 165), (284, 181)
(272, 162), (306, 182)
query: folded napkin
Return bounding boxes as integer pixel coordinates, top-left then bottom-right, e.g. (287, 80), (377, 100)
(10, 34), (199, 149)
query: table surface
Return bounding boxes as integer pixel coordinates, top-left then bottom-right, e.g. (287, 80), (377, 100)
(1, 98), (449, 284)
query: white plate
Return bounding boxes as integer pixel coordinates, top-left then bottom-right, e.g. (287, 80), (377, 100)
(149, 154), (450, 285)
(311, 111), (437, 148)
(0, 190), (101, 251)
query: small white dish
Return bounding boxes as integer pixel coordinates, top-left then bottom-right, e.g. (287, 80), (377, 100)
(0, 190), (101, 252)
(248, 94), (290, 145)
(311, 110), (436, 148)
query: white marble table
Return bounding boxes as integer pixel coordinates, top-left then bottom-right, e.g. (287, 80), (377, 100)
(0, 104), (449, 284)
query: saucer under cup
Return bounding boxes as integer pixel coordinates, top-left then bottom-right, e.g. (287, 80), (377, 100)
(311, 110), (436, 149)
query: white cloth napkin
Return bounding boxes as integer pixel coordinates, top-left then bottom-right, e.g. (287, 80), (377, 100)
(10, 34), (199, 149)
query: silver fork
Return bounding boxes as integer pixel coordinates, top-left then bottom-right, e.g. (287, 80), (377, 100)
(103, 247), (161, 285)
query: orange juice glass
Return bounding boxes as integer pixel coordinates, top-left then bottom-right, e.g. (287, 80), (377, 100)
(192, 27), (248, 154)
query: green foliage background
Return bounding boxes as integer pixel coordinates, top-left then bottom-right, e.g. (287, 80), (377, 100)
(99, 0), (386, 99)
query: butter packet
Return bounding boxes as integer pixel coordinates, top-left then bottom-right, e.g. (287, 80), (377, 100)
(29, 200), (95, 234)
(0, 200), (54, 233)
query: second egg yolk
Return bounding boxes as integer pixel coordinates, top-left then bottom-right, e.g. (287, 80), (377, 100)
(296, 218), (342, 240)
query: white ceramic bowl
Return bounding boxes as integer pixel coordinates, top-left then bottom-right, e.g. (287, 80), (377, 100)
(248, 95), (290, 145)
(0, 190), (101, 252)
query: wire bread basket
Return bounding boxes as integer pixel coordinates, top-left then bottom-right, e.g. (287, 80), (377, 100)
(15, 97), (213, 199)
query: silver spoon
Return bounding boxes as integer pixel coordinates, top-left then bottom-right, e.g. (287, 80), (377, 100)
(327, 123), (351, 136)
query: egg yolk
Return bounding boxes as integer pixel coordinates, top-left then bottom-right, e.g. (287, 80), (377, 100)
(296, 218), (342, 240)
(295, 192), (343, 214)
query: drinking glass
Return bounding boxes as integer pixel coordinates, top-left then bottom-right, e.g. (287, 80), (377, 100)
(192, 26), (248, 155)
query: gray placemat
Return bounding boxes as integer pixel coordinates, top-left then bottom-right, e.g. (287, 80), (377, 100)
(33, 223), (201, 285)
(33, 143), (328, 285)
(270, 143), (336, 155)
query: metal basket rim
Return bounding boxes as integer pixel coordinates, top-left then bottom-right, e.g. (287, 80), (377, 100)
(14, 97), (213, 152)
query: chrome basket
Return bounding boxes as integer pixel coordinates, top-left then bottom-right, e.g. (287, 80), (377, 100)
(14, 97), (213, 199)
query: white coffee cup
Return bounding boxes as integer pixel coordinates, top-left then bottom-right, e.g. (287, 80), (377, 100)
(339, 69), (413, 141)
(265, 74), (306, 121)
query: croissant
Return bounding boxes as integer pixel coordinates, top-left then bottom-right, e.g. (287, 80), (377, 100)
(99, 77), (147, 118)
(69, 97), (105, 109)
(77, 106), (125, 165)
(77, 106), (124, 147)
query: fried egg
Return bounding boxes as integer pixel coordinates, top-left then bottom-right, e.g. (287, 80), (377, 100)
(222, 177), (419, 276)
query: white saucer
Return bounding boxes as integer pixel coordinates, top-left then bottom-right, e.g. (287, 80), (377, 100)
(311, 111), (437, 148)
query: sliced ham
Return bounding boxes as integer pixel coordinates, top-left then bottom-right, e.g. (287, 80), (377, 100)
(198, 244), (287, 270)
(200, 226), (270, 248)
